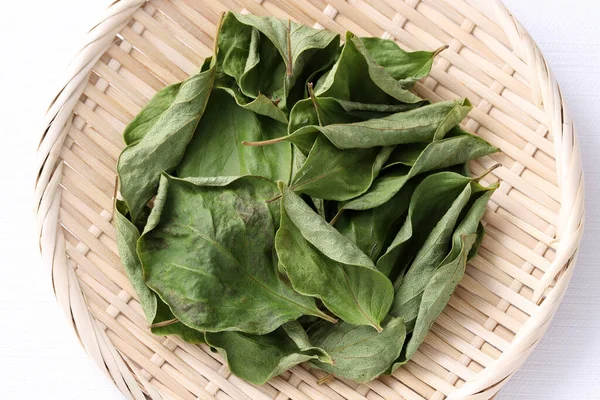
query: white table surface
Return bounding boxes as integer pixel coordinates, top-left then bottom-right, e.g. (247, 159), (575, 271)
(0, 1), (598, 399)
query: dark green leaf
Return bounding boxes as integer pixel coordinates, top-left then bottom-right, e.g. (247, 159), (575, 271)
(308, 317), (406, 383)
(215, 15), (287, 102)
(205, 321), (332, 385)
(118, 66), (216, 220)
(389, 179), (476, 325)
(138, 175), (333, 335)
(388, 185), (496, 372)
(177, 89), (292, 183)
(361, 37), (445, 88)
(341, 131), (498, 212)
(291, 136), (393, 201)
(406, 189), (495, 354)
(114, 200), (204, 343)
(216, 83), (288, 123)
(230, 13), (340, 109)
(250, 99), (472, 154)
(376, 172), (473, 277)
(240, 28), (287, 100)
(288, 96), (420, 137)
(276, 183), (394, 331)
(216, 13), (254, 84)
(315, 32), (426, 105)
(335, 179), (418, 261)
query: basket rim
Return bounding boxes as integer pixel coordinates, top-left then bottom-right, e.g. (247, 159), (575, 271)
(34, 1), (585, 399)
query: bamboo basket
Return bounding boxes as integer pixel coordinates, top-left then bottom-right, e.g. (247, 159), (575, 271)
(35, 0), (584, 399)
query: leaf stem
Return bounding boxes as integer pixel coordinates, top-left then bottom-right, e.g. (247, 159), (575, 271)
(150, 318), (179, 329)
(307, 82), (323, 127)
(317, 311), (338, 324)
(317, 374), (334, 385)
(433, 44), (449, 59)
(329, 209), (344, 226)
(242, 137), (288, 147)
(265, 194), (282, 203)
(474, 163), (501, 182)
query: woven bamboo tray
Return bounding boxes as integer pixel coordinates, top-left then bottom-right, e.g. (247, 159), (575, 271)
(35, 0), (584, 399)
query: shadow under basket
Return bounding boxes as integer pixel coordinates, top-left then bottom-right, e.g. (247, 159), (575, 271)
(35, 0), (584, 399)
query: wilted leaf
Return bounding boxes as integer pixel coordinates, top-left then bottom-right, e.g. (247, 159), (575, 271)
(138, 175), (333, 335)
(206, 321), (332, 385)
(276, 184), (394, 331)
(309, 317), (406, 383)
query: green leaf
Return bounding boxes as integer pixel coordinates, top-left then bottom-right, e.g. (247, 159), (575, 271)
(288, 96), (420, 137)
(230, 13), (340, 109)
(246, 99), (472, 154)
(310, 197), (327, 219)
(409, 189), (494, 349)
(389, 180), (476, 326)
(468, 222), (486, 261)
(335, 179), (419, 261)
(290, 136), (393, 201)
(314, 32), (426, 105)
(341, 130), (498, 212)
(122, 83), (182, 146)
(215, 16), (287, 103)
(239, 28), (287, 100)
(305, 98), (471, 149)
(138, 175), (333, 335)
(205, 321), (332, 385)
(118, 66), (216, 221)
(389, 179), (496, 331)
(361, 37), (445, 88)
(275, 184), (394, 331)
(308, 317), (406, 383)
(216, 13), (254, 84)
(216, 82), (288, 123)
(376, 172), (473, 277)
(177, 89), (292, 183)
(114, 201), (204, 343)
(388, 186), (496, 372)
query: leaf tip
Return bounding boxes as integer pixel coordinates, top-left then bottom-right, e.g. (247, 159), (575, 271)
(460, 97), (473, 109)
(212, 11), (226, 58)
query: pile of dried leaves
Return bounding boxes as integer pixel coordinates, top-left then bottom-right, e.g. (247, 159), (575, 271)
(115, 12), (498, 384)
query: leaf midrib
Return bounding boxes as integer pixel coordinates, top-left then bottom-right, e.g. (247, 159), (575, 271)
(340, 265), (380, 330)
(183, 224), (319, 316)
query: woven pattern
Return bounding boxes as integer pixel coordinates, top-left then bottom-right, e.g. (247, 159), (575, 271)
(35, 0), (584, 399)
